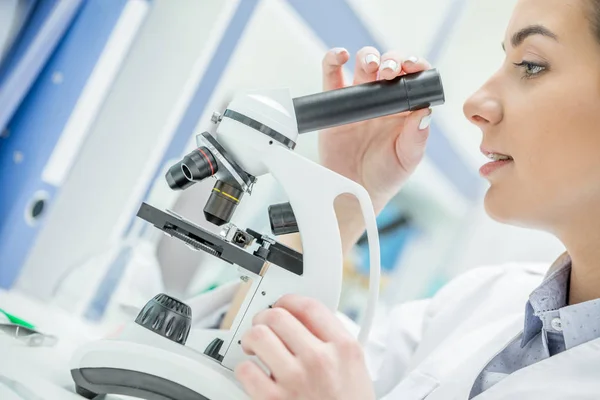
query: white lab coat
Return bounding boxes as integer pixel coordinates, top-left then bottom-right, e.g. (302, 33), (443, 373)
(363, 260), (600, 399)
(193, 260), (600, 400)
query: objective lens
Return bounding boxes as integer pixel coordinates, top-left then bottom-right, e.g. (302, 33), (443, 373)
(204, 180), (243, 226)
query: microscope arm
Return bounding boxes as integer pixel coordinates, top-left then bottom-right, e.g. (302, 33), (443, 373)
(263, 144), (381, 344)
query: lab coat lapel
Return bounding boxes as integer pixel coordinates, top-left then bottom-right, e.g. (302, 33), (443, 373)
(473, 336), (600, 399)
(414, 254), (573, 399)
(383, 313), (523, 400)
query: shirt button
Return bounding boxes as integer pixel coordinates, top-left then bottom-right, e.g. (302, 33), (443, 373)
(551, 317), (563, 332)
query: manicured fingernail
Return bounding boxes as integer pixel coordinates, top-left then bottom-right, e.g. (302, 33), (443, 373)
(419, 110), (432, 130)
(333, 47), (347, 55)
(381, 59), (399, 72)
(364, 54), (380, 66)
(405, 56), (419, 64)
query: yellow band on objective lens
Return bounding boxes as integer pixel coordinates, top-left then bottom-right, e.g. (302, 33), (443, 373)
(212, 188), (239, 203)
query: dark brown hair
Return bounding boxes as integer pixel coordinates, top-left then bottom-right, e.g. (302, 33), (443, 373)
(586, 0), (600, 40)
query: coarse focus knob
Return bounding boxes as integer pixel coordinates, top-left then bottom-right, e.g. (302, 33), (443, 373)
(268, 202), (298, 235)
(135, 294), (192, 345)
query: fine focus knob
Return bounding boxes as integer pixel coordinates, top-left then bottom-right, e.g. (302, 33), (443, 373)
(135, 294), (192, 345)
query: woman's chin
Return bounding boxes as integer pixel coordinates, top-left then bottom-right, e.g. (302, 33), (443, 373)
(483, 188), (543, 230)
(483, 185), (520, 225)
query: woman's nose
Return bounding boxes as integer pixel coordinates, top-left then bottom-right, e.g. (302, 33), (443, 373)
(463, 87), (503, 128)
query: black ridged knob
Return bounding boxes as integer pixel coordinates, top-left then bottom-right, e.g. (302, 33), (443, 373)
(204, 338), (224, 362)
(135, 294), (192, 345)
(268, 202), (298, 235)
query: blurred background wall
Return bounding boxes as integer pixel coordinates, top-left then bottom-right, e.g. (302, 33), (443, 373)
(0, 0), (565, 323)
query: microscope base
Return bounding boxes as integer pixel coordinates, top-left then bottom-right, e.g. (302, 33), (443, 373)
(70, 323), (248, 400)
(72, 367), (210, 400)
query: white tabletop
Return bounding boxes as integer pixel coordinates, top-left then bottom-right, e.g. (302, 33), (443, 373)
(0, 289), (133, 399)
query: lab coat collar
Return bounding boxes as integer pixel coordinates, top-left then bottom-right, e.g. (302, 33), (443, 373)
(520, 252), (571, 347)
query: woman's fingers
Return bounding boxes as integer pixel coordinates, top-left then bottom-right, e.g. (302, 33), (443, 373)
(240, 324), (298, 381)
(273, 294), (354, 343)
(395, 107), (433, 174)
(326, 46), (431, 88)
(322, 47), (350, 91)
(402, 56), (432, 73)
(353, 46), (381, 84)
(252, 307), (322, 355)
(379, 50), (403, 80)
(235, 361), (284, 399)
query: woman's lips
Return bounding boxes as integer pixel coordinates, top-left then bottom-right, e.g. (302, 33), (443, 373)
(479, 159), (513, 177)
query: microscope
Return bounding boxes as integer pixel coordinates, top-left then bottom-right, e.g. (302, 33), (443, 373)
(70, 68), (445, 399)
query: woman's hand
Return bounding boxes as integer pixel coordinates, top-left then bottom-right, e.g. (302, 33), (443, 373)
(235, 294), (375, 400)
(319, 47), (433, 252)
(321, 46), (433, 208)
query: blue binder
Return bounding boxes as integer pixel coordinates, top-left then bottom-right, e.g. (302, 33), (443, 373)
(0, 0), (83, 134)
(0, 0), (144, 289)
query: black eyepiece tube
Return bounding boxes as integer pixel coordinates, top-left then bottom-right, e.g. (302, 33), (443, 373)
(182, 147), (218, 182)
(165, 147), (218, 190)
(166, 161), (195, 190)
(293, 68), (444, 134)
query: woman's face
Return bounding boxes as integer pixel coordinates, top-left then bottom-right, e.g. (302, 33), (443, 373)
(463, 0), (600, 233)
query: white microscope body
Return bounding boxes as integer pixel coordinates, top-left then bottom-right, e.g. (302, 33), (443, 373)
(70, 69), (444, 399)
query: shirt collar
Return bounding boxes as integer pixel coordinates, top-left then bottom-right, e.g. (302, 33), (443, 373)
(521, 252), (571, 347)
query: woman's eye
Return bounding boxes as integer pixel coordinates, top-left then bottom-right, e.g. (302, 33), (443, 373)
(514, 61), (547, 78)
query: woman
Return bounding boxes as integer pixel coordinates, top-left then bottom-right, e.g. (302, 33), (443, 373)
(233, 0), (600, 398)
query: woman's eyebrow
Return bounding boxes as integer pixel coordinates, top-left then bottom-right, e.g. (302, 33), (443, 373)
(502, 24), (559, 51)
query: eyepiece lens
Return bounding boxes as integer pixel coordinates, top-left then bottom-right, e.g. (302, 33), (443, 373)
(181, 147), (218, 182)
(166, 161), (194, 190)
(181, 164), (193, 181)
